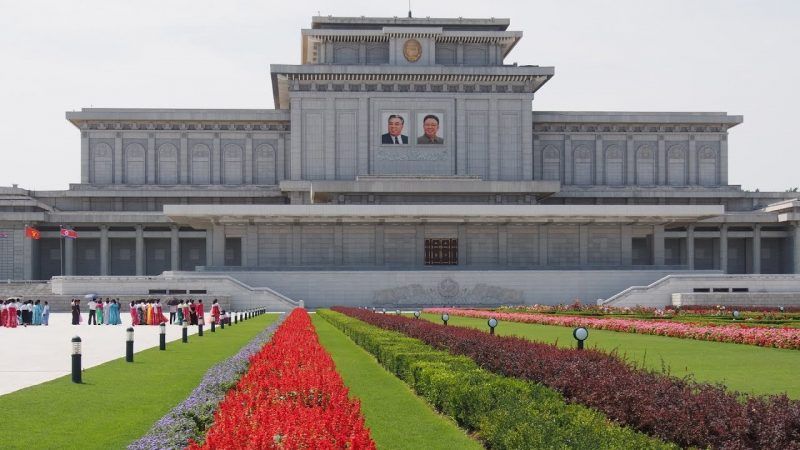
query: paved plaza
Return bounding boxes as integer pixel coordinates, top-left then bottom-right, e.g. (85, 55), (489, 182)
(0, 313), (205, 395)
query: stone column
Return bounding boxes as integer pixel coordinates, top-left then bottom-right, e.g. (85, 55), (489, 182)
(114, 132), (123, 184)
(719, 224), (728, 273)
(170, 226), (179, 271)
(290, 98), (303, 180)
(324, 98), (336, 180)
(22, 228), (34, 280)
(64, 237), (74, 276)
(579, 225), (589, 266)
(657, 135), (666, 185)
(793, 224), (800, 274)
(81, 132), (90, 183)
(686, 225), (695, 270)
(180, 132), (188, 184)
(752, 224), (761, 274)
(147, 133), (156, 184)
(415, 224), (425, 267)
(334, 224), (343, 266)
(653, 225), (665, 266)
(621, 225), (633, 266)
(538, 224), (548, 266)
(205, 229), (213, 268)
(375, 223), (385, 267)
(100, 225), (109, 276)
(564, 136), (573, 185)
(213, 225), (226, 267)
(595, 135), (603, 185)
(291, 223), (302, 266)
(498, 224), (508, 267)
(212, 133), (221, 184)
(135, 225), (144, 276)
(457, 224), (467, 266)
(688, 135), (697, 185)
(626, 135), (635, 185)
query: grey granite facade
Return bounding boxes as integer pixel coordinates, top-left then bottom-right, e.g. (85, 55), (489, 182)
(0, 15), (798, 307)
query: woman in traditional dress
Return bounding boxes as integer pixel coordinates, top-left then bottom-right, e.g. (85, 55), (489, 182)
(71, 299), (80, 325)
(32, 300), (43, 325)
(210, 299), (221, 325)
(130, 301), (139, 326)
(7, 300), (18, 328)
(188, 300), (198, 325)
(96, 299), (104, 325)
(42, 301), (50, 326)
(183, 301), (192, 325)
(0, 301), (7, 327)
(194, 300), (204, 325)
(108, 300), (119, 325)
(177, 300), (185, 325)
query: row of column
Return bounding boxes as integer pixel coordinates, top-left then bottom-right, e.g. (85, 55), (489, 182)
(62, 225), (205, 276)
(683, 224), (763, 273)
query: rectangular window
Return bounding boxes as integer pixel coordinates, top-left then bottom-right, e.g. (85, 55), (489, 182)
(425, 238), (458, 265)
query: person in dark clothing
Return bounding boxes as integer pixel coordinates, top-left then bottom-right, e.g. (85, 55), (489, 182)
(71, 299), (81, 325)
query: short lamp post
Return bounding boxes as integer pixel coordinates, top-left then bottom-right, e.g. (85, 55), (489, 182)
(488, 318), (498, 335)
(234, 313), (238, 324)
(182, 321), (188, 343)
(395, 309), (401, 315)
(125, 327), (134, 362)
(198, 316), (204, 337)
(779, 306), (785, 313)
(221, 314), (226, 330)
(159, 323), (166, 350)
(573, 327), (589, 350)
(210, 315), (216, 333)
(381, 308), (386, 315)
(413, 311), (421, 319)
(71, 336), (82, 383)
(441, 313), (449, 326)
(732, 310), (741, 321)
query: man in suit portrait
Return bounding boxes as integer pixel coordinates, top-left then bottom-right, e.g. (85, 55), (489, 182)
(417, 114), (444, 144)
(381, 114), (408, 144)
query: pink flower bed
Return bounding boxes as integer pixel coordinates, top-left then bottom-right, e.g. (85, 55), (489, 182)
(425, 308), (800, 350)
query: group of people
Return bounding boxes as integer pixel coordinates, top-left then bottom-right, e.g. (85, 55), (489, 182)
(1, 299), (49, 327)
(129, 298), (223, 326)
(129, 299), (169, 326)
(71, 298), (123, 325)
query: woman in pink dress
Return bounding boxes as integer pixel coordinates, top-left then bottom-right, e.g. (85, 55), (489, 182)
(6, 300), (18, 328)
(210, 299), (221, 324)
(129, 301), (140, 326)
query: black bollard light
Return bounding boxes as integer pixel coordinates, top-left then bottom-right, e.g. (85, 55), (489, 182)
(441, 313), (449, 326)
(71, 336), (82, 383)
(198, 316), (204, 337)
(220, 314), (225, 330)
(573, 327), (589, 350)
(211, 315), (216, 333)
(182, 320), (188, 343)
(234, 313), (238, 324)
(732, 310), (740, 320)
(396, 309), (401, 315)
(413, 311), (421, 319)
(159, 323), (166, 350)
(126, 327), (134, 362)
(488, 317), (498, 335)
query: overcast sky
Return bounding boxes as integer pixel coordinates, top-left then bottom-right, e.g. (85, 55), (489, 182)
(0, 0), (797, 192)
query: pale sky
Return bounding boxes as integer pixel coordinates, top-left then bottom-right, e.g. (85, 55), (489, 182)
(0, 0), (797, 192)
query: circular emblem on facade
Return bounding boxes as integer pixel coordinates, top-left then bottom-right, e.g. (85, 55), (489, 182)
(437, 277), (460, 298)
(403, 39), (422, 62)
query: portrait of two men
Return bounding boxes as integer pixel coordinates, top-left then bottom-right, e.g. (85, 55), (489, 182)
(381, 113), (444, 145)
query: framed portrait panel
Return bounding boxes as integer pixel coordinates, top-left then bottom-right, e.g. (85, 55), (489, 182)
(416, 112), (444, 145)
(380, 112), (410, 145)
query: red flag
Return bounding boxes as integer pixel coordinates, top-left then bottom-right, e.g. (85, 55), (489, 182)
(60, 227), (78, 239)
(25, 226), (41, 240)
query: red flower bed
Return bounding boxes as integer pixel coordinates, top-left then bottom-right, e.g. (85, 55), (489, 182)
(334, 307), (800, 450)
(190, 309), (376, 450)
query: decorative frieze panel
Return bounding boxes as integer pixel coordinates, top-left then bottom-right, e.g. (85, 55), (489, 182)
(533, 123), (726, 133)
(82, 122), (290, 132)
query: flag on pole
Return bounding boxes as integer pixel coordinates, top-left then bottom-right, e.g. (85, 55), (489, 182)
(60, 227), (78, 239)
(24, 226), (41, 240)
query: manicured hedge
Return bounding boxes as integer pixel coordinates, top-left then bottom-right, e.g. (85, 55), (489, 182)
(319, 309), (677, 450)
(333, 307), (800, 450)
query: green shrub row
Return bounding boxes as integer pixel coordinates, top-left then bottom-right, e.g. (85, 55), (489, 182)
(319, 310), (677, 450)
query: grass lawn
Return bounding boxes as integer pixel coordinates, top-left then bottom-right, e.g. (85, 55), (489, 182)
(421, 313), (800, 399)
(312, 314), (482, 450)
(0, 314), (279, 450)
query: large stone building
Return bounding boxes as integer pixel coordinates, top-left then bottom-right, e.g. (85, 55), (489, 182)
(1, 15), (799, 310)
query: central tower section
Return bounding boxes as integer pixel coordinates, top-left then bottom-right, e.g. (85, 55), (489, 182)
(271, 16), (553, 180)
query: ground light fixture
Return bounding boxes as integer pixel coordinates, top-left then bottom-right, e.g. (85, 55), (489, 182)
(159, 323), (166, 350)
(442, 313), (449, 326)
(413, 311), (421, 319)
(733, 310), (741, 320)
(488, 317), (498, 335)
(71, 336), (82, 383)
(182, 321), (188, 343)
(126, 327), (134, 362)
(198, 316), (204, 336)
(211, 315), (216, 332)
(573, 327), (589, 350)
(396, 309), (401, 315)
